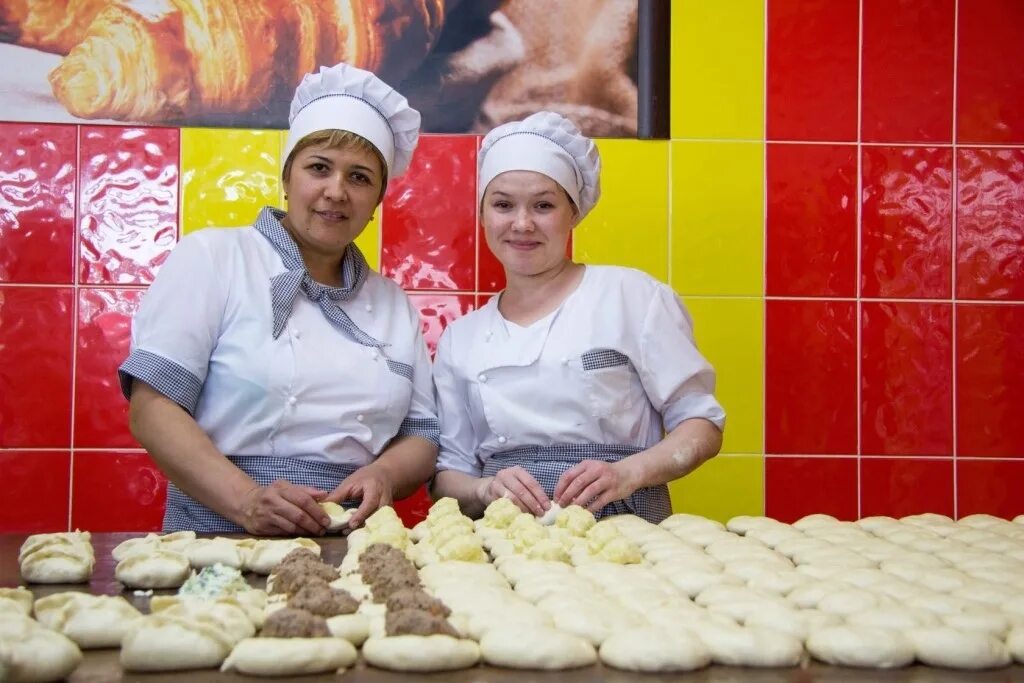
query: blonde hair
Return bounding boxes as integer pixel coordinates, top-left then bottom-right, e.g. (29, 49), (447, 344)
(282, 130), (389, 203)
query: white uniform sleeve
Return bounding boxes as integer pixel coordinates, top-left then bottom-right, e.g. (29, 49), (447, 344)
(433, 329), (483, 477)
(117, 233), (227, 415)
(394, 298), (440, 447)
(637, 285), (726, 432)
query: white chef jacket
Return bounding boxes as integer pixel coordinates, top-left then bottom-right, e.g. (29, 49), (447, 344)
(434, 265), (725, 476)
(120, 222), (437, 467)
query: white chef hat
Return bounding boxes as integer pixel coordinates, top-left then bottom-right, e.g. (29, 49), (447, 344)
(285, 62), (421, 178)
(478, 111), (601, 219)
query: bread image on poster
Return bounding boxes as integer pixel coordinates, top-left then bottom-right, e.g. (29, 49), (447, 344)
(0, 0), (648, 136)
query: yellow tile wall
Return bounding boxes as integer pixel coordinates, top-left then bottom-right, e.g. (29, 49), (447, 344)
(669, 455), (765, 522)
(574, 139), (669, 282)
(181, 129), (282, 234)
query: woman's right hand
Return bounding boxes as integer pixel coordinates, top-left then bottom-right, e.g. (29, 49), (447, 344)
(475, 466), (550, 516)
(239, 480), (331, 536)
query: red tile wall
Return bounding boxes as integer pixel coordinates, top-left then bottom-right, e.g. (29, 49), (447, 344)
(765, 0), (1024, 522)
(3, 2), (1024, 531)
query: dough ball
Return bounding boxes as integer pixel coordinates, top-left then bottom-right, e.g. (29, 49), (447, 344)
(806, 625), (915, 668)
(221, 636), (356, 675)
(114, 549), (190, 589)
(480, 626), (596, 670)
(362, 634), (480, 672)
(907, 626), (1011, 670)
(599, 627), (711, 672)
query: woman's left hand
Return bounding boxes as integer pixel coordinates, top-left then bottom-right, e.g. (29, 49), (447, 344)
(325, 463), (394, 530)
(554, 460), (637, 513)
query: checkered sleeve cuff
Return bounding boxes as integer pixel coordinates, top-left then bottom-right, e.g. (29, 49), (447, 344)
(118, 349), (203, 416)
(396, 417), (441, 447)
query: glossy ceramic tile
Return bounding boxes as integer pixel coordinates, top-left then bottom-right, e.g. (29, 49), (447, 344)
(957, 459), (1024, 519)
(0, 123), (76, 284)
(0, 451), (70, 533)
(672, 0), (763, 140)
(956, 149), (1024, 300)
(354, 213), (381, 273)
(71, 451), (167, 531)
(478, 221), (505, 293)
(671, 141), (763, 296)
(669, 455), (764, 523)
(767, 0), (859, 141)
(957, 0), (1024, 143)
(861, 0), (954, 143)
(861, 302), (952, 456)
(0, 287), (74, 447)
(684, 297), (763, 455)
(575, 140), (668, 282)
(765, 300), (857, 455)
(407, 293), (475, 357)
(861, 147), (953, 299)
(79, 127), (179, 285)
(381, 135), (476, 290)
(860, 458), (954, 518)
(766, 144), (857, 297)
(74, 288), (143, 448)
(956, 304), (1024, 458)
(180, 129), (281, 234)
(765, 456), (858, 522)
(393, 485), (432, 528)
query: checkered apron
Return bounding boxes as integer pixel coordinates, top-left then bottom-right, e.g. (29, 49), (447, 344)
(162, 455), (359, 532)
(481, 444), (672, 523)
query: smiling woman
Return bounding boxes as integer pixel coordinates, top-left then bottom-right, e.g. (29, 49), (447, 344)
(116, 62), (440, 536)
(431, 111), (726, 524)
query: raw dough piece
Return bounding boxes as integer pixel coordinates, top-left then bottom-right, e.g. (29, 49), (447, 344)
(326, 613), (370, 646)
(599, 627), (711, 672)
(480, 625), (596, 670)
(362, 634), (480, 672)
(697, 623), (802, 667)
(19, 543), (94, 584)
(0, 613), (83, 682)
(244, 538), (321, 574)
(35, 592), (141, 648)
(183, 538), (246, 569)
(321, 502), (355, 532)
(1006, 626), (1024, 663)
(906, 626), (1011, 670)
(114, 549), (190, 588)
(0, 587), (33, 615)
(120, 614), (234, 671)
(806, 625), (915, 668)
(221, 637), (357, 675)
(537, 503), (563, 526)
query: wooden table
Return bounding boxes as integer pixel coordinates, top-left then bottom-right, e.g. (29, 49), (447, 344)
(3, 533), (1022, 682)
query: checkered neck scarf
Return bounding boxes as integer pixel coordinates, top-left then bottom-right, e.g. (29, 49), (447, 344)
(254, 206), (385, 348)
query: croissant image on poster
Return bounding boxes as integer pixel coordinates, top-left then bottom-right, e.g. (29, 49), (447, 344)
(0, 0), (651, 137)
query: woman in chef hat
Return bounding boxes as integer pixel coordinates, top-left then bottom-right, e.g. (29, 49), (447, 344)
(120, 63), (438, 535)
(432, 112), (725, 523)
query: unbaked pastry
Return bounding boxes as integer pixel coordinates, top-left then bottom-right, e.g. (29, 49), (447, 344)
(114, 548), (190, 588)
(362, 634), (480, 672)
(243, 538), (320, 575)
(0, 612), (83, 682)
(0, 587), (33, 615)
(906, 626), (1011, 670)
(806, 625), (915, 668)
(34, 592), (141, 648)
(480, 625), (596, 670)
(321, 502), (355, 532)
(221, 637), (357, 676)
(120, 613), (234, 671)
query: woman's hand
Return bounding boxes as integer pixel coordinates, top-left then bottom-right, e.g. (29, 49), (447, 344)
(325, 463), (394, 530)
(476, 466), (550, 516)
(239, 480), (330, 536)
(554, 460), (637, 513)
